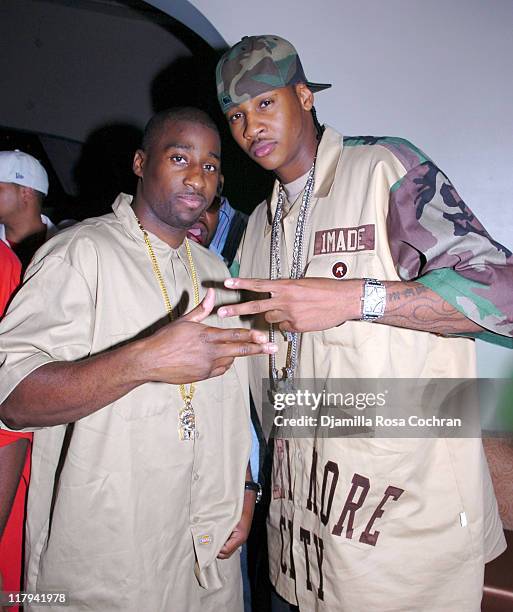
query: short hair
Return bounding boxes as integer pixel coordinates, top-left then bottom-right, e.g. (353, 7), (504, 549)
(141, 107), (219, 151)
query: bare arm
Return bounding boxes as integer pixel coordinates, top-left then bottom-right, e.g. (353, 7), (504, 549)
(377, 281), (481, 334)
(218, 464), (256, 559)
(0, 290), (277, 430)
(1, 341), (146, 429)
(217, 277), (483, 335)
(0, 438), (29, 537)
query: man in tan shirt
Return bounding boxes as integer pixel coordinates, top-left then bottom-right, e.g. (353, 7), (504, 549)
(214, 36), (513, 611)
(0, 107), (277, 612)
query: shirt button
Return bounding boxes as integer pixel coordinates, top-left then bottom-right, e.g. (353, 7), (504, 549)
(193, 472), (200, 481)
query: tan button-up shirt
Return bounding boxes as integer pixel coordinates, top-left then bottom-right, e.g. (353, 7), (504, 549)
(0, 194), (250, 611)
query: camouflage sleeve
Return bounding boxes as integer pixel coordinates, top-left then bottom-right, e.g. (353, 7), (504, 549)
(387, 160), (513, 345)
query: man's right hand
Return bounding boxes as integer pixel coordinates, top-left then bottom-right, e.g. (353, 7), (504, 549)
(137, 288), (277, 384)
(0, 290), (277, 429)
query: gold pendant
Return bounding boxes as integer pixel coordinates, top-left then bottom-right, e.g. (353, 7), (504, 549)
(178, 399), (196, 441)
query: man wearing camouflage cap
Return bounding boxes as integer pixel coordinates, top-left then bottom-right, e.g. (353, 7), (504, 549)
(215, 34), (513, 611)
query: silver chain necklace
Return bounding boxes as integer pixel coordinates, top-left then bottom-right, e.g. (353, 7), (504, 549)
(269, 161), (316, 388)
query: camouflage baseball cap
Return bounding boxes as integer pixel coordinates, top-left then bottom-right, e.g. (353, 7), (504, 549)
(216, 35), (331, 113)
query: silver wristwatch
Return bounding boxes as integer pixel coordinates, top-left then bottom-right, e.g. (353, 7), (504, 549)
(361, 278), (386, 321)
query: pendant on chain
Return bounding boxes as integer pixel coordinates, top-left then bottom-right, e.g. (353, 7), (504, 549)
(178, 399), (196, 441)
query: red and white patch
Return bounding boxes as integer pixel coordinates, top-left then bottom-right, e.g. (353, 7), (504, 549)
(332, 261), (348, 279)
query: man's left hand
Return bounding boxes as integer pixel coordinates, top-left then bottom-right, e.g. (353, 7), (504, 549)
(217, 490), (256, 559)
(218, 277), (362, 333)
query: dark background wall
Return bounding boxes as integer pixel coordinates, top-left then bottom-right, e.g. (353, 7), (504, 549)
(0, 0), (272, 220)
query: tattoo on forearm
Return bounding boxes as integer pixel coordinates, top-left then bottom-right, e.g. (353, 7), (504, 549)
(383, 283), (478, 334)
(388, 284), (429, 302)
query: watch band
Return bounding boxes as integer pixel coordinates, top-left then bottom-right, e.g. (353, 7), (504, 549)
(244, 481), (262, 504)
(361, 278), (386, 321)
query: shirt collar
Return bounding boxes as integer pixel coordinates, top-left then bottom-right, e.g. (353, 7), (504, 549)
(41, 214), (57, 239)
(313, 125), (343, 198)
(210, 196), (236, 255)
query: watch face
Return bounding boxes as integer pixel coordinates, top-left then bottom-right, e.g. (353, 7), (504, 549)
(363, 281), (386, 318)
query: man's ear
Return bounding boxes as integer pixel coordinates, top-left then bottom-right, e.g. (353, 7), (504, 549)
(19, 186), (36, 209)
(133, 149), (145, 178)
(295, 83), (314, 112)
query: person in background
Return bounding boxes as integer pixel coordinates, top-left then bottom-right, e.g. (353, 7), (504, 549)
(0, 240), (21, 316)
(0, 153), (59, 601)
(186, 175), (248, 272)
(0, 241), (31, 612)
(0, 149), (55, 270)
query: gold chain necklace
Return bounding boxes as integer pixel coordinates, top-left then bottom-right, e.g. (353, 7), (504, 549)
(136, 216), (200, 441)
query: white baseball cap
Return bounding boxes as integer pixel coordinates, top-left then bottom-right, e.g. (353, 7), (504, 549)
(0, 149), (49, 195)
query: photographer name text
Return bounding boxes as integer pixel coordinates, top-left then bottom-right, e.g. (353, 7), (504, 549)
(273, 414), (463, 429)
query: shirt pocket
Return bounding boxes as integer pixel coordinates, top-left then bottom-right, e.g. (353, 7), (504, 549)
(304, 251), (377, 281)
(106, 322), (224, 421)
(109, 364), (224, 423)
(111, 381), (172, 421)
(304, 252), (389, 350)
(104, 329), (171, 421)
